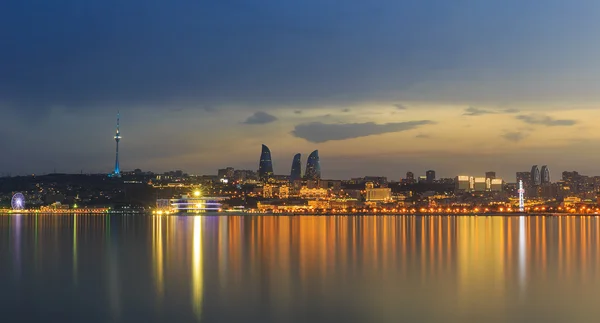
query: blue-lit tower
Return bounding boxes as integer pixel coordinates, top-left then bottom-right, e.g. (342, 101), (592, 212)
(305, 150), (321, 180)
(290, 153), (302, 182)
(258, 144), (274, 182)
(113, 112), (121, 177)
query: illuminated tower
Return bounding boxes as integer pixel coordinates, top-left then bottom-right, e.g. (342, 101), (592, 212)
(113, 112), (121, 177)
(290, 153), (302, 182)
(258, 144), (274, 182)
(518, 180), (525, 212)
(305, 150), (321, 180)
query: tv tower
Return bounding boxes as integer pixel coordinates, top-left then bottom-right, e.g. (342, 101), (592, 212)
(518, 180), (525, 212)
(113, 111), (121, 177)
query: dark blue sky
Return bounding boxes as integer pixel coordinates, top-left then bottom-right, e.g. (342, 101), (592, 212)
(2, 1), (600, 179)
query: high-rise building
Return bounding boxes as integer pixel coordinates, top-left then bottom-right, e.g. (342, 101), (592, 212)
(258, 144), (274, 182)
(113, 112), (121, 177)
(517, 172), (531, 187)
(541, 165), (550, 184)
(490, 179), (503, 191)
(426, 170), (436, 183)
(290, 153), (302, 182)
(473, 177), (486, 192)
(218, 167), (235, 179)
(455, 176), (471, 192)
(562, 171), (581, 194)
(531, 165), (541, 186)
(485, 171), (496, 180)
(405, 172), (415, 184)
(305, 150), (321, 180)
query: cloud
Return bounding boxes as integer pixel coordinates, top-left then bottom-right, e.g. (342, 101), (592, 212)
(242, 111), (278, 124)
(294, 110), (303, 114)
(515, 114), (577, 126)
(501, 131), (528, 142)
(463, 107), (494, 116)
(291, 120), (434, 143)
(342, 108), (351, 112)
(463, 107), (520, 116)
(502, 108), (520, 113)
(394, 104), (407, 110)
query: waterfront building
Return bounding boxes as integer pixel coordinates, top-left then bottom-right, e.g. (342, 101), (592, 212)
(366, 187), (392, 201)
(305, 150), (321, 180)
(485, 171), (496, 180)
(299, 187), (328, 199)
(258, 144), (274, 182)
(290, 153), (302, 182)
(156, 193), (225, 213)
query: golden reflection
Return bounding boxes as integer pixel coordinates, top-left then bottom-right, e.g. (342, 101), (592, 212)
(6, 214), (600, 321)
(73, 214), (78, 285)
(192, 217), (204, 321)
(152, 216), (164, 302)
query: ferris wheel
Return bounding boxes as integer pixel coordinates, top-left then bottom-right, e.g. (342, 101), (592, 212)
(11, 193), (25, 210)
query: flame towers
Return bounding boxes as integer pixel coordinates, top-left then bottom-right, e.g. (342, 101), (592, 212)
(258, 144), (274, 182)
(290, 153), (302, 181)
(113, 112), (121, 177)
(305, 150), (321, 180)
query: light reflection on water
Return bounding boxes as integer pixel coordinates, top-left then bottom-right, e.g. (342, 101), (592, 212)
(1, 215), (600, 322)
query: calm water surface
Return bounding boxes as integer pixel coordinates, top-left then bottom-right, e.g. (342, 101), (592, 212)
(1, 214), (600, 322)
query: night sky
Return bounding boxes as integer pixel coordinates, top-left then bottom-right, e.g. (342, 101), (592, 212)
(2, 1), (600, 180)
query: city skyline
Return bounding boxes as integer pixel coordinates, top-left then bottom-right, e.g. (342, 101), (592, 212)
(3, 1), (600, 179)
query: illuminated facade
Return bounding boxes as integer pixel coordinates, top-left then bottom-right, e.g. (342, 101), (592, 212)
(113, 112), (121, 177)
(455, 176), (472, 192)
(290, 153), (302, 182)
(156, 195), (226, 213)
(258, 144), (274, 182)
(365, 187), (392, 201)
(490, 179), (503, 191)
(305, 150), (321, 180)
(473, 177), (486, 192)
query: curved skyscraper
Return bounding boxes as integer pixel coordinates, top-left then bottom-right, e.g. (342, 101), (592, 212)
(531, 165), (541, 186)
(290, 153), (302, 182)
(305, 150), (321, 180)
(258, 144), (274, 182)
(541, 165), (550, 184)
